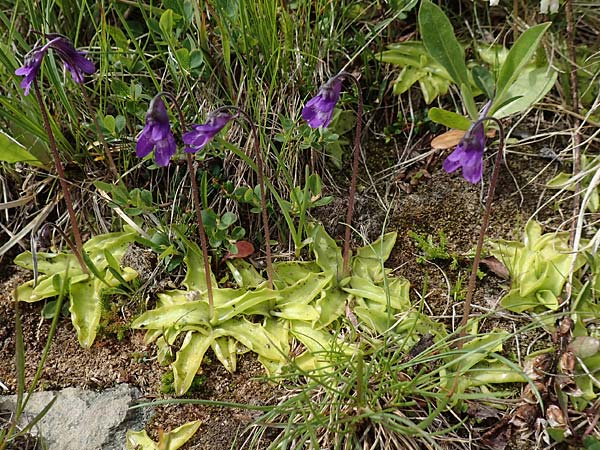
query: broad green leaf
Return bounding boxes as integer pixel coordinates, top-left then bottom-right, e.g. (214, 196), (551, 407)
(273, 303), (320, 322)
(182, 242), (216, 292)
(226, 260), (265, 288)
(315, 289), (347, 328)
(215, 287), (278, 322)
(492, 23), (551, 114)
(126, 420), (201, 450)
(173, 331), (213, 395)
(131, 301), (210, 330)
(273, 261), (320, 285)
(276, 272), (332, 306)
(218, 319), (286, 362)
(418, 1), (472, 106)
(428, 108), (471, 131)
(126, 430), (158, 450)
(211, 337), (237, 372)
(14, 251), (78, 274)
(69, 278), (104, 347)
(0, 130), (44, 167)
(493, 66), (557, 118)
(310, 225), (342, 275)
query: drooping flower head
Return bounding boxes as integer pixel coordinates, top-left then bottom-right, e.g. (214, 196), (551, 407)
(14, 47), (48, 95)
(442, 102), (492, 184)
(15, 34), (95, 95)
(302, 73), (344, 128)
(183, 111), (236, 153)
(136, 95), (177, 167)
(45, 33), (96, 83)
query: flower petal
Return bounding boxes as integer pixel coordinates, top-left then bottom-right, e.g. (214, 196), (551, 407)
(135, 129), (154, 158)
(154, 133), (177, 167)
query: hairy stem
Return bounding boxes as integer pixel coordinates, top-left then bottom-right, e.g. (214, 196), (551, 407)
(160, 92), (215, 316)
(458, 116), (505, 341)
(33, 80), (87, 273)
(339, 73), (363, 277)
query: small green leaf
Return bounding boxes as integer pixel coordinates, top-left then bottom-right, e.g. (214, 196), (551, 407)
(428, 108), (471, 131)
(418, 1), (472, 105)
(0, 130), (44, 167)
(159, 9), (175, 38)
(492, 23), (551, 115)
(103, 115), (116, 134)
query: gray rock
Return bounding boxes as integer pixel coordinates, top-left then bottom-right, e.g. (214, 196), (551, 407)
(0, 384), (154, 450)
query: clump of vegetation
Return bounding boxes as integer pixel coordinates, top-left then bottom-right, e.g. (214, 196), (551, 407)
(2, 0), (600, 448)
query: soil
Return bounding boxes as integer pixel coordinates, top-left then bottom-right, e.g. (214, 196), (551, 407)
(0, 138), (579, 449)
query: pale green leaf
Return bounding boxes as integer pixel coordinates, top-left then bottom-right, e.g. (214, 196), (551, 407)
(173, 331), (213, 396)
(69, 278), (104, 348)
(428, 108), (471, 131)
(0, 129), (44, 167)
(492, 23), (551, 114)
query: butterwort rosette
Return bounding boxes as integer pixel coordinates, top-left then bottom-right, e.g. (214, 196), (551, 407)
(183, 111), (235, 153)
(302, 74), (344, 128)
(15, 34), (95, 95)
(442, 102), (492, 184)
(136, 95), (177, 167)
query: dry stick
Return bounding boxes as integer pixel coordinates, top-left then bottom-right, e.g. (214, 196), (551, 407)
(161, 92), (215, 316)
(339, 73), (363, 277)
(213, 106), (274, 289)
(79, 86), (121, 183)
(33, 79), (87, 273)
(458, 116), (506, 343)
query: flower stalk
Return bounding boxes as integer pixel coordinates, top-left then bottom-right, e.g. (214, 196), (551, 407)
(458, 116), (505, 342)
(301, 71), (363, 277)
(153, 92), (215, 315)
(32, 79), (87, 273)
(183, 106), (274, 289)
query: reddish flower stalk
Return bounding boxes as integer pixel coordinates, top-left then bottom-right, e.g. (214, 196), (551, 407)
(150, 92), (215, 315)
(32, 80), (87, 273)
(458, 116), (505, 343)
(302, 71), (363, 277)
(183, 106), (274, 289)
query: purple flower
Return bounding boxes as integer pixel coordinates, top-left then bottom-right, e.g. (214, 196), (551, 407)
(46, 34), (96, 83)
(15, 34), (95, 95)
(442, 102), (492, 184)
(302, 74), (344, 128)
(14, 47), (47, 95)
(136, 96), (177, 167)
(183, 111), (235, 153)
